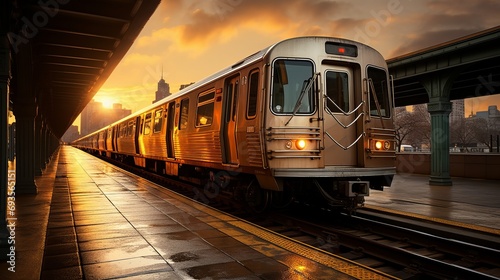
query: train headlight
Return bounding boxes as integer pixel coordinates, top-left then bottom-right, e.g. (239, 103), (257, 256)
(375, 140), (383, 150)
(285, 141), (292, 149)
(296, 139), (306, 150)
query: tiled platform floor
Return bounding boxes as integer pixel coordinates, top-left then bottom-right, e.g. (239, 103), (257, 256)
(1, 146), (393, 280)
(2, 145), (499, 279)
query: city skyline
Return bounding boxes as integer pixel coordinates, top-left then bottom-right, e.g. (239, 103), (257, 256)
(78, 0), (500, 128)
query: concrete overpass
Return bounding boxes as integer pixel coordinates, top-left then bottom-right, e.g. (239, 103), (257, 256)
(388, 25), (500, 185)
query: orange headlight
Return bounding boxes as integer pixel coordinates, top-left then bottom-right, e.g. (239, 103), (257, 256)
(296, 139), (306, 150)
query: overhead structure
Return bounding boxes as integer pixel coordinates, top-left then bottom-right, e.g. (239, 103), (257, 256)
(388, 25), (500, 185)
(9, 0), (161, 138)
(0, 0), (161, 259)
(0, 0), (161, 195)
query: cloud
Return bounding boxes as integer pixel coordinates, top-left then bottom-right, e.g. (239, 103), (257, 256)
(158, 0), (351, 46)
(121, 52), (162, 66)
(389, 28), (481, 57)
(427, 0), (499, 18)
(387, 0), (500, 57)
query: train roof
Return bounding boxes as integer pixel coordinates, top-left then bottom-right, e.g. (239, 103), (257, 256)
(74, 36), (380, 141)
(132, 46), (271, 117)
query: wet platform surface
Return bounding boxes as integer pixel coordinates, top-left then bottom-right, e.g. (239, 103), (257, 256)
(1, 146), (394, 280)
(365, 173), (500, 233)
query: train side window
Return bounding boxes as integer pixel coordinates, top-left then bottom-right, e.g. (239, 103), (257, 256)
(144, 113), (152, 135)
(179, 98), (189, 130)
(325, 71), (349, 113)
(367, 67), (391, 118)
(153, 109), (163, 133)
(196, 90), (215, 127)
(118, 124), (123, 138)
(139, 118), (144, 135)
(127, 120), (134, 136)
(247, 70), (259, 119)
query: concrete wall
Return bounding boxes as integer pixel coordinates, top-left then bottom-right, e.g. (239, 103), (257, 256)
(396, 153), (500, 180)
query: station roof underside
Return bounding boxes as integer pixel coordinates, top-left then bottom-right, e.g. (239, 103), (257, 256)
(8, 0), (160, 138)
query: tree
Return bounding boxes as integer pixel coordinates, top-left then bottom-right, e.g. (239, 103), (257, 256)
(394, 107), (412, 151)
(394, 105), (430, 151)
(472, 117), (500, 151)
(450, 118), (476, 152)
(410, 104), (431, 149)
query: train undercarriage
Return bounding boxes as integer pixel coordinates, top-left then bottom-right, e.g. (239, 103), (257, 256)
(167, 160), (394, 214)
(86, 149), (393, 214)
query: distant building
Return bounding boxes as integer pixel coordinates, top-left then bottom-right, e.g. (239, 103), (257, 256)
(475, 105), (500, 130)
(450, 99), (465, 123)
(62, 125), (80, 143)
(475, 105), (500, 118)
(80, 100), (131, 136)
(152, 75), (170, 103)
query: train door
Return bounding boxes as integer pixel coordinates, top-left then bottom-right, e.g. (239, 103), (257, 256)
(166, 101), (176, 158)
(112, 126), (117, 151)
(134, 116), (141, 154)
(221, 75), (240, 165)
(323, 66), (359, 166)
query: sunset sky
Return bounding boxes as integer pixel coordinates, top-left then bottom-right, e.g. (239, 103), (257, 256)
(79, 0), (500, 128)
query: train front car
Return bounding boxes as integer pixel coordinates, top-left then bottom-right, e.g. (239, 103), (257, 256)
(261, 37), (396, 212)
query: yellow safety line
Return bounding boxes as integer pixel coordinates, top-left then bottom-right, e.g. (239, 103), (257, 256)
(177, 198), (398, 279)
(365, 205), (500, 235)
(94, 156), (399, 279)
(228, 220), (399, 280)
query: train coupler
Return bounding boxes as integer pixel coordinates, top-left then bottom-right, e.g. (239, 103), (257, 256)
(339, 180), (370, 197)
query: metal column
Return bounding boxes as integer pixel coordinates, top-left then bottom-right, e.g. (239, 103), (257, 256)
(427, 99), (453, 185)
(423, 72), (457, 186)
(13, 43), (38, 194)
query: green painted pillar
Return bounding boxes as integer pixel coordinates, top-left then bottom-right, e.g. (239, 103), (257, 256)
(422, 71), (457, 186)
(427, 99), (453, 186)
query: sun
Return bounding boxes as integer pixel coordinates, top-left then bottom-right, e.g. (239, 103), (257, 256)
(101, 98), (114, 108)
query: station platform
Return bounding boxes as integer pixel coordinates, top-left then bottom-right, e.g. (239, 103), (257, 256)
(365, 172), (500, 234)
(1, 146), (394, 280)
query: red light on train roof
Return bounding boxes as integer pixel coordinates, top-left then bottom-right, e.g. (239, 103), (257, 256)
(325, 42), (358, 57)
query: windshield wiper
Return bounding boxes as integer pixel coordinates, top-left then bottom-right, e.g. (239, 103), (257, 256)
(368, 78), (385, 129)
(285, 72), (319, 126)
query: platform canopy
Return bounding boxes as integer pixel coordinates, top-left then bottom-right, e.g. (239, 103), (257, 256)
(6, 0), (161, 138)
(388, 25), (500, 107)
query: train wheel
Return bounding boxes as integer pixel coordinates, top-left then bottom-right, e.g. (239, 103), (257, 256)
(245, 179), (269, 213)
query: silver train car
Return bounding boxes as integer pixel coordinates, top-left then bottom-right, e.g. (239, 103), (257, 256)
(73, 37), (396, 212)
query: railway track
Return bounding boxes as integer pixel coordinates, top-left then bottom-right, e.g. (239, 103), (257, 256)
(258, 205), (500, 279)
(94, 154), (500, 280)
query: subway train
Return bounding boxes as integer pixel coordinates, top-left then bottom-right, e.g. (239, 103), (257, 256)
(72, 37), (396, 212)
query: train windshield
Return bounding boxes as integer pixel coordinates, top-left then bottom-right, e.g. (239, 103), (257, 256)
(272, 59), (315, 114)
(367, 67), (391, 117)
